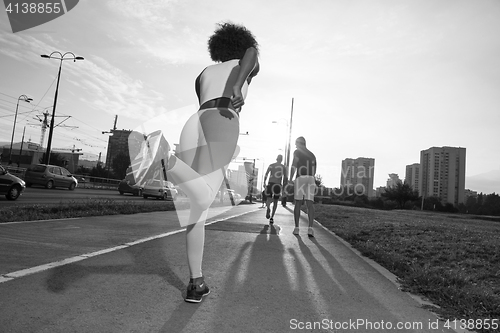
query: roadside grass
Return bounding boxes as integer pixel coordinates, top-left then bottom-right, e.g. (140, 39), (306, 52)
(312, 204), (500, 333)
(0, 197), (238, 223)
(0, 199), (176, 223)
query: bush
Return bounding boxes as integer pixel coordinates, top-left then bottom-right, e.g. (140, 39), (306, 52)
(369, 197), (385, 210)
(383, 200), (398, 210)
(354, 195), (369, 207)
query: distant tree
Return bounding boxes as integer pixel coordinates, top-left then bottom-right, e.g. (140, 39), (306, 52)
(465, 195), (477, 214)
(354, 195), (369, 207)
(423, 196), (443, 211)
(478, 193), (484, 205)
(315, 174), (323, 187)
(381, 182), (419, 209)
(90, 163), (109, 178)
(462, 192), (500, 216)
(369, 197), (385, 209)
(443, 203), (458, 213)
(76, 165), (91, 175)
(483, 193), (500, 215)
(112, 152), (130, 180)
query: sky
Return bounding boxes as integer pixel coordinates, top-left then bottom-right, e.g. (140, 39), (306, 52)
(1, 0), (499, 194)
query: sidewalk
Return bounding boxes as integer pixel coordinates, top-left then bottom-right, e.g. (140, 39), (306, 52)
(188, 203), (457, 333)
(0, 202), (462, 333)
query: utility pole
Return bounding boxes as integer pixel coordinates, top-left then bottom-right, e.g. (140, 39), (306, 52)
(18, 127), (26, 167)
(282, 98), (294, 206)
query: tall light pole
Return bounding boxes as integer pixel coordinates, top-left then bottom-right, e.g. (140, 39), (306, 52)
(272, 118), (289, 164)
(41, 51), (84, 165)
(9, 94), (32, 165)
(272, 98), (294, 206)
(286, 98), (294, 183)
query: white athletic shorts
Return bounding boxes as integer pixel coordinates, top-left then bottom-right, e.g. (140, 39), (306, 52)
(294, 175), (316, 201)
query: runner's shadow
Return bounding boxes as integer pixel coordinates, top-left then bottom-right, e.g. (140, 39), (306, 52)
(260, 224), (280, 235)
(157, 302), (201, 333)
(209, 235), (292, 331)
(45, 240), (185, 294)
(296, 233), (414, 325)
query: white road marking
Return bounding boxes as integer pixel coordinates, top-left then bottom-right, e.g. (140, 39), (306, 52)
(0, 218), (82, 225)
(0, 208), (259, 284)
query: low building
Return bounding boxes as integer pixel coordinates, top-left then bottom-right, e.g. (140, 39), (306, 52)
(0, 142), (82, 173)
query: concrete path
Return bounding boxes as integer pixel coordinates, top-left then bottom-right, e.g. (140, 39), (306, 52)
(0, 203), (464, 333)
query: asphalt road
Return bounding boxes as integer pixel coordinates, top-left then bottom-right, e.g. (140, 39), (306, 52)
(0, 205), (464, 333)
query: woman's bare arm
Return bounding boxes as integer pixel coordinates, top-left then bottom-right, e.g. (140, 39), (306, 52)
(231, 47), (259, 109)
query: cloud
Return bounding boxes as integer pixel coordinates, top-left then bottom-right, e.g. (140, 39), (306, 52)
(67, 55), (169, 120)
(0, 32), (58, 68)
(108, 0), (177, 25)
(104, 0), (206, 65)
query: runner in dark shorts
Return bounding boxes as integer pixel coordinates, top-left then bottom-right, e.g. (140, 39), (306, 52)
(263, 155), (286, 223)
(265, 182), (282, 200)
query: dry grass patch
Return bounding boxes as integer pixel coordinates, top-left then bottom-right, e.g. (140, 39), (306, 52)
(0, 199), (176, 223)
(313, 204), (500, 332)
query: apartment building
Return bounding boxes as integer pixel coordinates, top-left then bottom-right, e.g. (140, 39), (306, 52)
(340, 157), (375, 197)
(405, 163), (420, 190)
(419, 146), (466, 206)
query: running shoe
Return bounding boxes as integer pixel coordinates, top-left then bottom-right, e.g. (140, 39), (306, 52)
(293, 227), (300, 235)
(269, 217), (274, 224)
(266, 207), (270, 219)
(308, 227), (314, 237)
(185, 278), (210, 303)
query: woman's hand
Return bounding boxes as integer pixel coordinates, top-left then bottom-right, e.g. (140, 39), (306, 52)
(230, 47), (259, 112)
(231, 88), (245, 109)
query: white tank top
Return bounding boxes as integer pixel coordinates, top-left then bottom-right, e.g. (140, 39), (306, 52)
(198, 59), (250, 105)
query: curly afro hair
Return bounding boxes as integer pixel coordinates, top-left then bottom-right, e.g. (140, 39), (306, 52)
(208, 22), (259, 62)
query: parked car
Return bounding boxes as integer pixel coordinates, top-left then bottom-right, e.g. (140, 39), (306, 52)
(0, 165), (26, 200)
(223, 189), (242, 201)
(24, 164), (78, 190)
(118, 179), (143, 196)
(143, 179), (178, 200)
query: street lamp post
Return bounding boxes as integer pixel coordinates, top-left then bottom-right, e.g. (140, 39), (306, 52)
(283, 98), (294, 206)
(9, 94), (32, 165)
(272, 98), (294, 206)
(287, 98), (294, 178)
(41, 51), (84, 165)
(272, 118), (289, 165)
